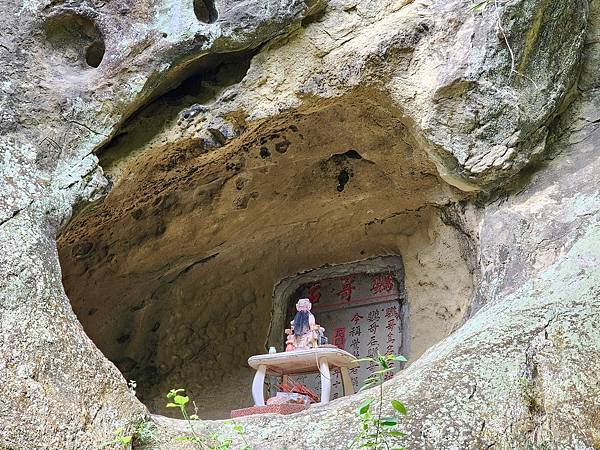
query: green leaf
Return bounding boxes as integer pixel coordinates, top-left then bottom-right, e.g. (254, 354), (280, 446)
(174, 395), (189, 406)
(121, 436), (132, 444)
(357, 399), (373, 415)
(167, 388), (185, 398)
(189, 414), (199, 420)
(380, 417), (398, 427)
(363, 375), (378, 384)
(378, 355), (389, 369)
(388, 431), (406, 437)
(166, 402), (178, 408)
(391, 400), (407, 415)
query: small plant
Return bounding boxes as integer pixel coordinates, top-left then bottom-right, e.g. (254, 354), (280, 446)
(101, 427), (132, 449)
(166, 388), (252, 450)
(133, 419), (159, 449)
(167, 388), (206, 446)
(347, 353), (408, 450)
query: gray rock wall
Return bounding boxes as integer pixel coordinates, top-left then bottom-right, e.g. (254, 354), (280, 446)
(0, 0), (598, 448)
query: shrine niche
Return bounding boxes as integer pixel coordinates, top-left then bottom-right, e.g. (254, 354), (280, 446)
(268, 256), (407, 399)
(56, 92), (475, 419)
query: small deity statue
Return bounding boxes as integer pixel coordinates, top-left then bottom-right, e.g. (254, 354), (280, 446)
(284, 298), (326, 351)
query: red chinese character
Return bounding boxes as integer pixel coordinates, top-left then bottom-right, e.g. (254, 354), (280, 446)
(385, 306), (399, 318)
(386, 318), (397, 331)
(337, 275), (355, 302)
(371, 274), (394, 294)
(351, 312), (363, 325)
(308, 283), (321, 304)
(333, 327), (346, 349)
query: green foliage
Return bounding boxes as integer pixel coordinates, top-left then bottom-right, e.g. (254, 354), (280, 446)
(101, 427), (133, 449)
(101, 419), (158, 449)
(166, 388), (252, 450)
(347, 353), (408, 450)
(133, 420), (159, 449)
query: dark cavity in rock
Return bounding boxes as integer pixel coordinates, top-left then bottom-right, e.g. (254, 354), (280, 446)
(275, 140), (290, 154)
(193, 0), (218, 23)
(337, 169), (350, 192)
(259, 147), (271, 158)
(85, 40), (105, 68)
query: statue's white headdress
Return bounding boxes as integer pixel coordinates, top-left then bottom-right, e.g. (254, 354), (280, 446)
(296, 298), (312, 311)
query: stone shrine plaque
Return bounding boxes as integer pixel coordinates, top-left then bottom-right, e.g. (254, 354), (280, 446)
(290, 271), (403, 399)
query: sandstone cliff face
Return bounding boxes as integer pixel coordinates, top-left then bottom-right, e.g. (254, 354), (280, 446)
(0, 0), (598, 448)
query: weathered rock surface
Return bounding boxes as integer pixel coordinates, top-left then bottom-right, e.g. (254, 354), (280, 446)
(0, 0), (598, 448)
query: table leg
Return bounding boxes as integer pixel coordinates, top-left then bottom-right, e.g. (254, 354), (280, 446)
(318, 357), (331, 404)
(252, 364), (267, 406)
(340, 367), (355, 396)
(282, 374), (289, 386)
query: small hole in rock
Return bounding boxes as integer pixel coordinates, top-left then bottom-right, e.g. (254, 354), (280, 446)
(85, 41), (105, 68)
(259, 147), (271, 158)
(337, 169), (350, 192)
(275, 140), (290, 154)
(193, 0), (218, 23)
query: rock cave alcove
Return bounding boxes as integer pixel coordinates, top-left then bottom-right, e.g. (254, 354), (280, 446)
(43, 12), (105, 70)
(57, 66), (476, 419)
